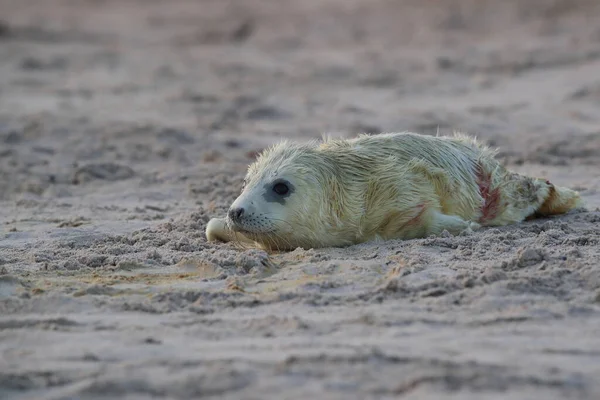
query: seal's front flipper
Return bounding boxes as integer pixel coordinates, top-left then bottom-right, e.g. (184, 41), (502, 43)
(427, 211), (480, 236)
(206, 218), (257, 245)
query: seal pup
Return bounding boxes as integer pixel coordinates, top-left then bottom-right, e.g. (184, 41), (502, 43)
(206, 132), (584, 251)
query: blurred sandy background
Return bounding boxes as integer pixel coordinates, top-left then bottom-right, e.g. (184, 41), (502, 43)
(1, 0), (600, 399)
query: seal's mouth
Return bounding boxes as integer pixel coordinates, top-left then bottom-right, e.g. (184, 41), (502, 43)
(233, 227), (274, 236)
(226, 219), (273, 236)
(232, 227), (253, 235)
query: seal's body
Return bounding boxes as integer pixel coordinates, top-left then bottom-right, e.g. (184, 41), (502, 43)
(206, 132), (583, 250)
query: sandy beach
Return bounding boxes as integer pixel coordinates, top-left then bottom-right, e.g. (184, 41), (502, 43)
(1, 0), (600, 398)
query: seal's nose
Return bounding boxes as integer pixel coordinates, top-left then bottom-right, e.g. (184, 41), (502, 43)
(228, 207), (245, 223)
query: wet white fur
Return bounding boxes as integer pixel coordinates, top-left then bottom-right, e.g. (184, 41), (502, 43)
(206, 132), (583, 251)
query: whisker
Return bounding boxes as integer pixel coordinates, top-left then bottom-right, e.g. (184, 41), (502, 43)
(260, 214), (297, 230)
(274, 231), (294, 251)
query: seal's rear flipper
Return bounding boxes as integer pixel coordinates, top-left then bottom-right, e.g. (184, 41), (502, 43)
(478, 169), (584, 225)
(534, 181), (585, 217)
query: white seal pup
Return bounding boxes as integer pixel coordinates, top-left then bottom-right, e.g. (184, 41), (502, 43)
(206, 132), (584, 251)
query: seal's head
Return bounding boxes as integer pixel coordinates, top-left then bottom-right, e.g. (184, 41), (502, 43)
(225, 140), (345, 250)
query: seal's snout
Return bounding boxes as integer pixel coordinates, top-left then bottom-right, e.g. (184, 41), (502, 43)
(228, 207), (245, 223)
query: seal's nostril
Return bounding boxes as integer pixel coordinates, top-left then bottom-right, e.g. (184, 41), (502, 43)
(228, 207), (245, 222)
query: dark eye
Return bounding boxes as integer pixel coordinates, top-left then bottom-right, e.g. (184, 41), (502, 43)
(273, 182), (289, 195)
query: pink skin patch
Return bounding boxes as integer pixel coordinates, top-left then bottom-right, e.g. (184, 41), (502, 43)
(406, 203), (426, 227)
(476, 165), (501, 223)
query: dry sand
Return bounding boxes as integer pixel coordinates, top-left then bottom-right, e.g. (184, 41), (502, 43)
(1, 0), (600, 398)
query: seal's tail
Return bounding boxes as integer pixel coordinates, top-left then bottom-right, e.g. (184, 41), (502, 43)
(534, 180), (584, 217)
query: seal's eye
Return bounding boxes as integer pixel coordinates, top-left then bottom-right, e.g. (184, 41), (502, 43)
(272, 182), (289, 195)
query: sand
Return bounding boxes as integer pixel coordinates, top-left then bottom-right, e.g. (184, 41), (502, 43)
(1, 0), (600, 398)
